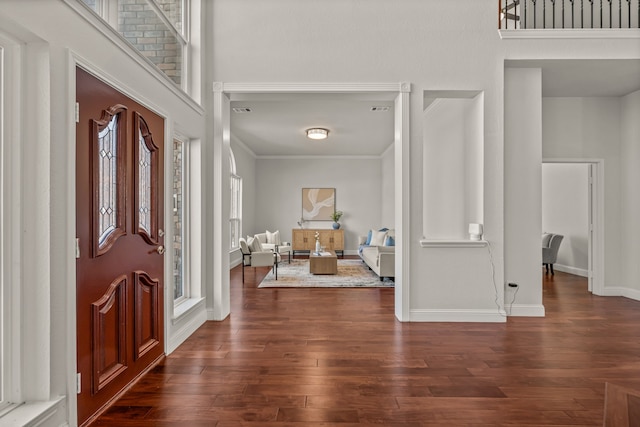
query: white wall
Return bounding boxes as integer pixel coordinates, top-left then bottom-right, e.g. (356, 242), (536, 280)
(231, 137), (257, 241)
(253, 157), (383, 252)
(380, 145), (395, 228)
(542, 97), (622, 287)
(423, 96), (483, 240)
(621, 89), (640, 297)
(505, 67), (544, 314)
(542, 163), (589, 274)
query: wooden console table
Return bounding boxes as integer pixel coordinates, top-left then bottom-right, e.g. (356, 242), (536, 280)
(292, 228), (344, 257)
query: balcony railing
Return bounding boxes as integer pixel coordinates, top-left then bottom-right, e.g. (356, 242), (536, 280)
(499, 0), (640, 29)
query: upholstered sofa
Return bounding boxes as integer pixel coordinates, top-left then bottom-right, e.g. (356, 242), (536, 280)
(358, 228), (395, 281)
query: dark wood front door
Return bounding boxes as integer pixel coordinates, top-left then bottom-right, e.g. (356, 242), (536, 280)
(76, 67), (165, 426)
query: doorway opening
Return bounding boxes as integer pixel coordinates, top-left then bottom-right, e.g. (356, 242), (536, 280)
(213, 83), (411, 321)
(542, 159), (604, 295)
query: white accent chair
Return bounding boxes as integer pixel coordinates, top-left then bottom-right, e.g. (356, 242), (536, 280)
(254, 230), (291, 264)
(239, 237), (281, 282)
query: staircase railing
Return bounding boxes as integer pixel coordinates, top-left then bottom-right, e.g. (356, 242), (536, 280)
(499, 0), (640, 29)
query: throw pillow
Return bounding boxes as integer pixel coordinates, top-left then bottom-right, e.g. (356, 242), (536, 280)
(370, 229), (387, 246)
(384, 235), (395, 246)
(248, 236), (263, 253)
(266, 229), (281, 245)
(365, 229), (373, 245)
(239, 238), (251, 254)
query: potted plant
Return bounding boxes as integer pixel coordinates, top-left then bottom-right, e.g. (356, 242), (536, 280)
(330, 210), (343, 229)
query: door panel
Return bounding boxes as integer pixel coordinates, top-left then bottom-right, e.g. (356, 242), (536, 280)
(76, 67), (165, 426)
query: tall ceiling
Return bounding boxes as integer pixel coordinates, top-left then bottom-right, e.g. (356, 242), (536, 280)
(230, 60), (640, 157)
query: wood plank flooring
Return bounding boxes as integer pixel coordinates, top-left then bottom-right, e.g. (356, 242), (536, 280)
(92, 261), (640, 426)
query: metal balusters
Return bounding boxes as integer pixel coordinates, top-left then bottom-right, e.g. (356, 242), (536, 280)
(617, 0), (622, 28)
(497, 0), (639, 29)
(570, 0), (576, 27)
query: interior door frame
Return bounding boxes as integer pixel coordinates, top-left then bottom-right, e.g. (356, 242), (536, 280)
(67, 53), (172, 425)
(211, 82), (412, 321)
(542, 158), (605, 295)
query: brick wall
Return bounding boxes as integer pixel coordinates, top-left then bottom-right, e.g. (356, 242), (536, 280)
(118, 0), (183, 86)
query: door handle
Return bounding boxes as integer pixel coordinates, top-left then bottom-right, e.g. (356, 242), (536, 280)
(156, 245), (165, 255)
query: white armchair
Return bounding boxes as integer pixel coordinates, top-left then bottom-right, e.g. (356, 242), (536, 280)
(239, 237), (281, 282)
(254, 230), (291, 263)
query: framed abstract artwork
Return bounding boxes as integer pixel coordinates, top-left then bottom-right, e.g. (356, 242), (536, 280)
(302, 188), (335, 221)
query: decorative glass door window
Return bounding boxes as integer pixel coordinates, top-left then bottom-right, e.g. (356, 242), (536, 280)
(92, 105), (127, 257)
(138, 128), (152, 236)
(133, 112), (159, 244)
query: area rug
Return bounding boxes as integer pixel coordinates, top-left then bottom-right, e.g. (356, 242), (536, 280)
(258, 259), (395, 288)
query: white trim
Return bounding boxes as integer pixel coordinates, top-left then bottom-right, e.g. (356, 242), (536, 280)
(410, 309), (506, 323)
(395, 89), (411, 322)
(0, 397), (65, 427)
(499, 29), (640, 39)
(419, 240), (488, 248)
(221, 82), (411, 93)
(0, 30), (22, 413)
(380, 142), (394, 159)
(257, 155), (385, 160)
(214, 82), (411, 323)
(553, 264), (589, 277)
(167, 303), (207, 354)
(210, 87), (231, 321)
(506, 304), (546, 317)
(599, 286), (640, 302)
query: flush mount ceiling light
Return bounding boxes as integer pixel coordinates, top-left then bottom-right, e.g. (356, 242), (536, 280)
(306, 128), (329, 140)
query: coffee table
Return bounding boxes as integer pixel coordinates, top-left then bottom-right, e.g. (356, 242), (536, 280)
(309, 250), (338, 275)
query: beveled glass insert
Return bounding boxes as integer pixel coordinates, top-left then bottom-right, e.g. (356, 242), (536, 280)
(98, 114), (119, 245)
(138, 128), (152, 235)
(172, 139), (184, 301)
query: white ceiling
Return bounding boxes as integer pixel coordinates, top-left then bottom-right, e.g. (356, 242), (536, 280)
(230, 93), (395, 157)
(230, 60), (640, 157)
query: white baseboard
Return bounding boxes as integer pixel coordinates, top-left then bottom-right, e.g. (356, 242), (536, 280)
(166, 308), (207, 354)
(505, 304), (546, 317)
(410, 309), (506, 323)
(600, 286), (640, 302)
(553, 264), (588, 277)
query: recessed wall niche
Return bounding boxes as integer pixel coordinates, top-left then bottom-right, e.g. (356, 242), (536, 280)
(423, 90), (484, 240)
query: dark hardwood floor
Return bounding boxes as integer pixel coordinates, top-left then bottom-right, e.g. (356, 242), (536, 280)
(92, 262), (640, 426)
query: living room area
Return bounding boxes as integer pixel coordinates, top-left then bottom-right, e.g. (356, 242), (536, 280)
(228, 92), (397, 289)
